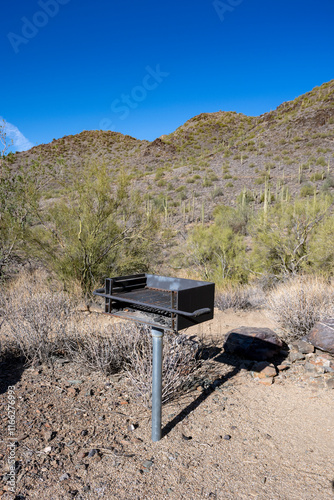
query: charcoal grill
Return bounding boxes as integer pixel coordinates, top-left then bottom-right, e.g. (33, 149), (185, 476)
(93, 273), (215, 441)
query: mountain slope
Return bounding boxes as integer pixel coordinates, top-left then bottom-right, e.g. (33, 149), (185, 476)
(5, 80), (334, 223)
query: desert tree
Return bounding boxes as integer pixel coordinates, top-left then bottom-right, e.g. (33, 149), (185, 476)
(28, 160), (160, 295)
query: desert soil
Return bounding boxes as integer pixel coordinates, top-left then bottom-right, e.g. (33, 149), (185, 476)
(1, 309), (334, 500)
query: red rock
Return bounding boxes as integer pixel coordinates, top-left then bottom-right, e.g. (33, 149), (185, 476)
(277, 364), (290, 371)
(253, 362), (277, 378)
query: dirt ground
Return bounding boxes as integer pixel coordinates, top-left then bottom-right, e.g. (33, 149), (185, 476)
(1, 309), (334, 500)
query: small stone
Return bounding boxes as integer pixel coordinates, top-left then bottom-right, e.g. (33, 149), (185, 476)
(289, 352), (305, 363)
(67, 387), (79, 397)
(292, 340), (314, 354)
(60, 473), (70, 481)
(181, 433), (192, 441)
(277, 364), (290, 371)
(326, 378), (334, 390)
(253, 362), (277, 378)
(81, 430), (88, 436)
(224, 434), (231, 440)
(304, 362), (317, 372)
(43, 430), (56, 442)
(88, 449), (99, 458)
(77, 451), (88, 460)
(143, 459), (153, 469)
(67, 380), (83, 385)
(75, 463), (87, 471)
(43, 446), (52, 453)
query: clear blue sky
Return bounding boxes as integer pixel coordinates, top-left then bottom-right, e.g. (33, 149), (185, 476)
(1, 0), (334, 151)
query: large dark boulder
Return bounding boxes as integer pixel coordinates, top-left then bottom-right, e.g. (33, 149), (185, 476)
(223, 327), (286, 361)
(307, 319), (334, 354)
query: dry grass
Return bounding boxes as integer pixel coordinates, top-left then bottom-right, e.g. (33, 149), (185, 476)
(64, 320), (143, 375)
(215, 284), (265, 311)
(266, 276), (334, 341)
(1, 271), (75, 366)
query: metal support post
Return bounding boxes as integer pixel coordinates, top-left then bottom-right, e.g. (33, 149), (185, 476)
(151, 327), (164, 442)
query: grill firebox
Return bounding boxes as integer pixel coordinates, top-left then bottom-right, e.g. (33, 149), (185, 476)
(94, 273), (215, 331)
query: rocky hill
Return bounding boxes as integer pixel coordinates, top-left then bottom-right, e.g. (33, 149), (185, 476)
(6, 80), (334, 224)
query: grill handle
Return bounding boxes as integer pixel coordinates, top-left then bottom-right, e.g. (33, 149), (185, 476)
(93, 289), (211, 318)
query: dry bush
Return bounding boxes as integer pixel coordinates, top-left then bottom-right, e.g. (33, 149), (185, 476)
(125, 329), (200, 407)
(1, 270), (75, 366)
(64, 320), (142, 375)
(215, 284), (265, 311)
(65, 321), (201, 406)
(266, 276), (334, 341)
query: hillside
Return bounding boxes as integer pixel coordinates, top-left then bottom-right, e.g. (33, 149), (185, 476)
(5, 80), (334, 226)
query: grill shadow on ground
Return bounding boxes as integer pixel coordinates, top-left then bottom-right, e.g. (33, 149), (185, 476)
(162, 333), (288, 438)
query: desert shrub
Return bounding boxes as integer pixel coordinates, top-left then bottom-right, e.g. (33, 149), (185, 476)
(1, 271), (75, 366)
(250, 195), (334, 279)
(125, 329), (200, 407)
(300, 183), (314, 197)
(188, 222), (247, 285)
(65, 321), (142, 375)
(266, 276), (334, 341)
(215, 284), (265, 311)
(65, 321), (201, 405)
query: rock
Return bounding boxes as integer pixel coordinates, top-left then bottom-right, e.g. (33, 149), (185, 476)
(43, 430), (56, 442)
(43, 446), (52, 453)
(326, 378), (334, 390)
(223, 327), (286, 361)
(223, 434), (231, 440)
(307, 319), (334, 354)
(304, 362), (317, 372)
(143, 459), (153, 469)
(67, 387), (79, 397)
(60, 473), (70, 481)
(253, 362), (277, 378)
(277, 363), (290, 371)
(291, 340), (314, 354)
(181, 433), (192, 441)
(88, 449), (99, 458)
(289, 352), (305, 363)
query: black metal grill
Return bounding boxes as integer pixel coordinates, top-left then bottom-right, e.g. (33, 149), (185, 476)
(93, 273), (215, 331)
(93, 273), (215, 441)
